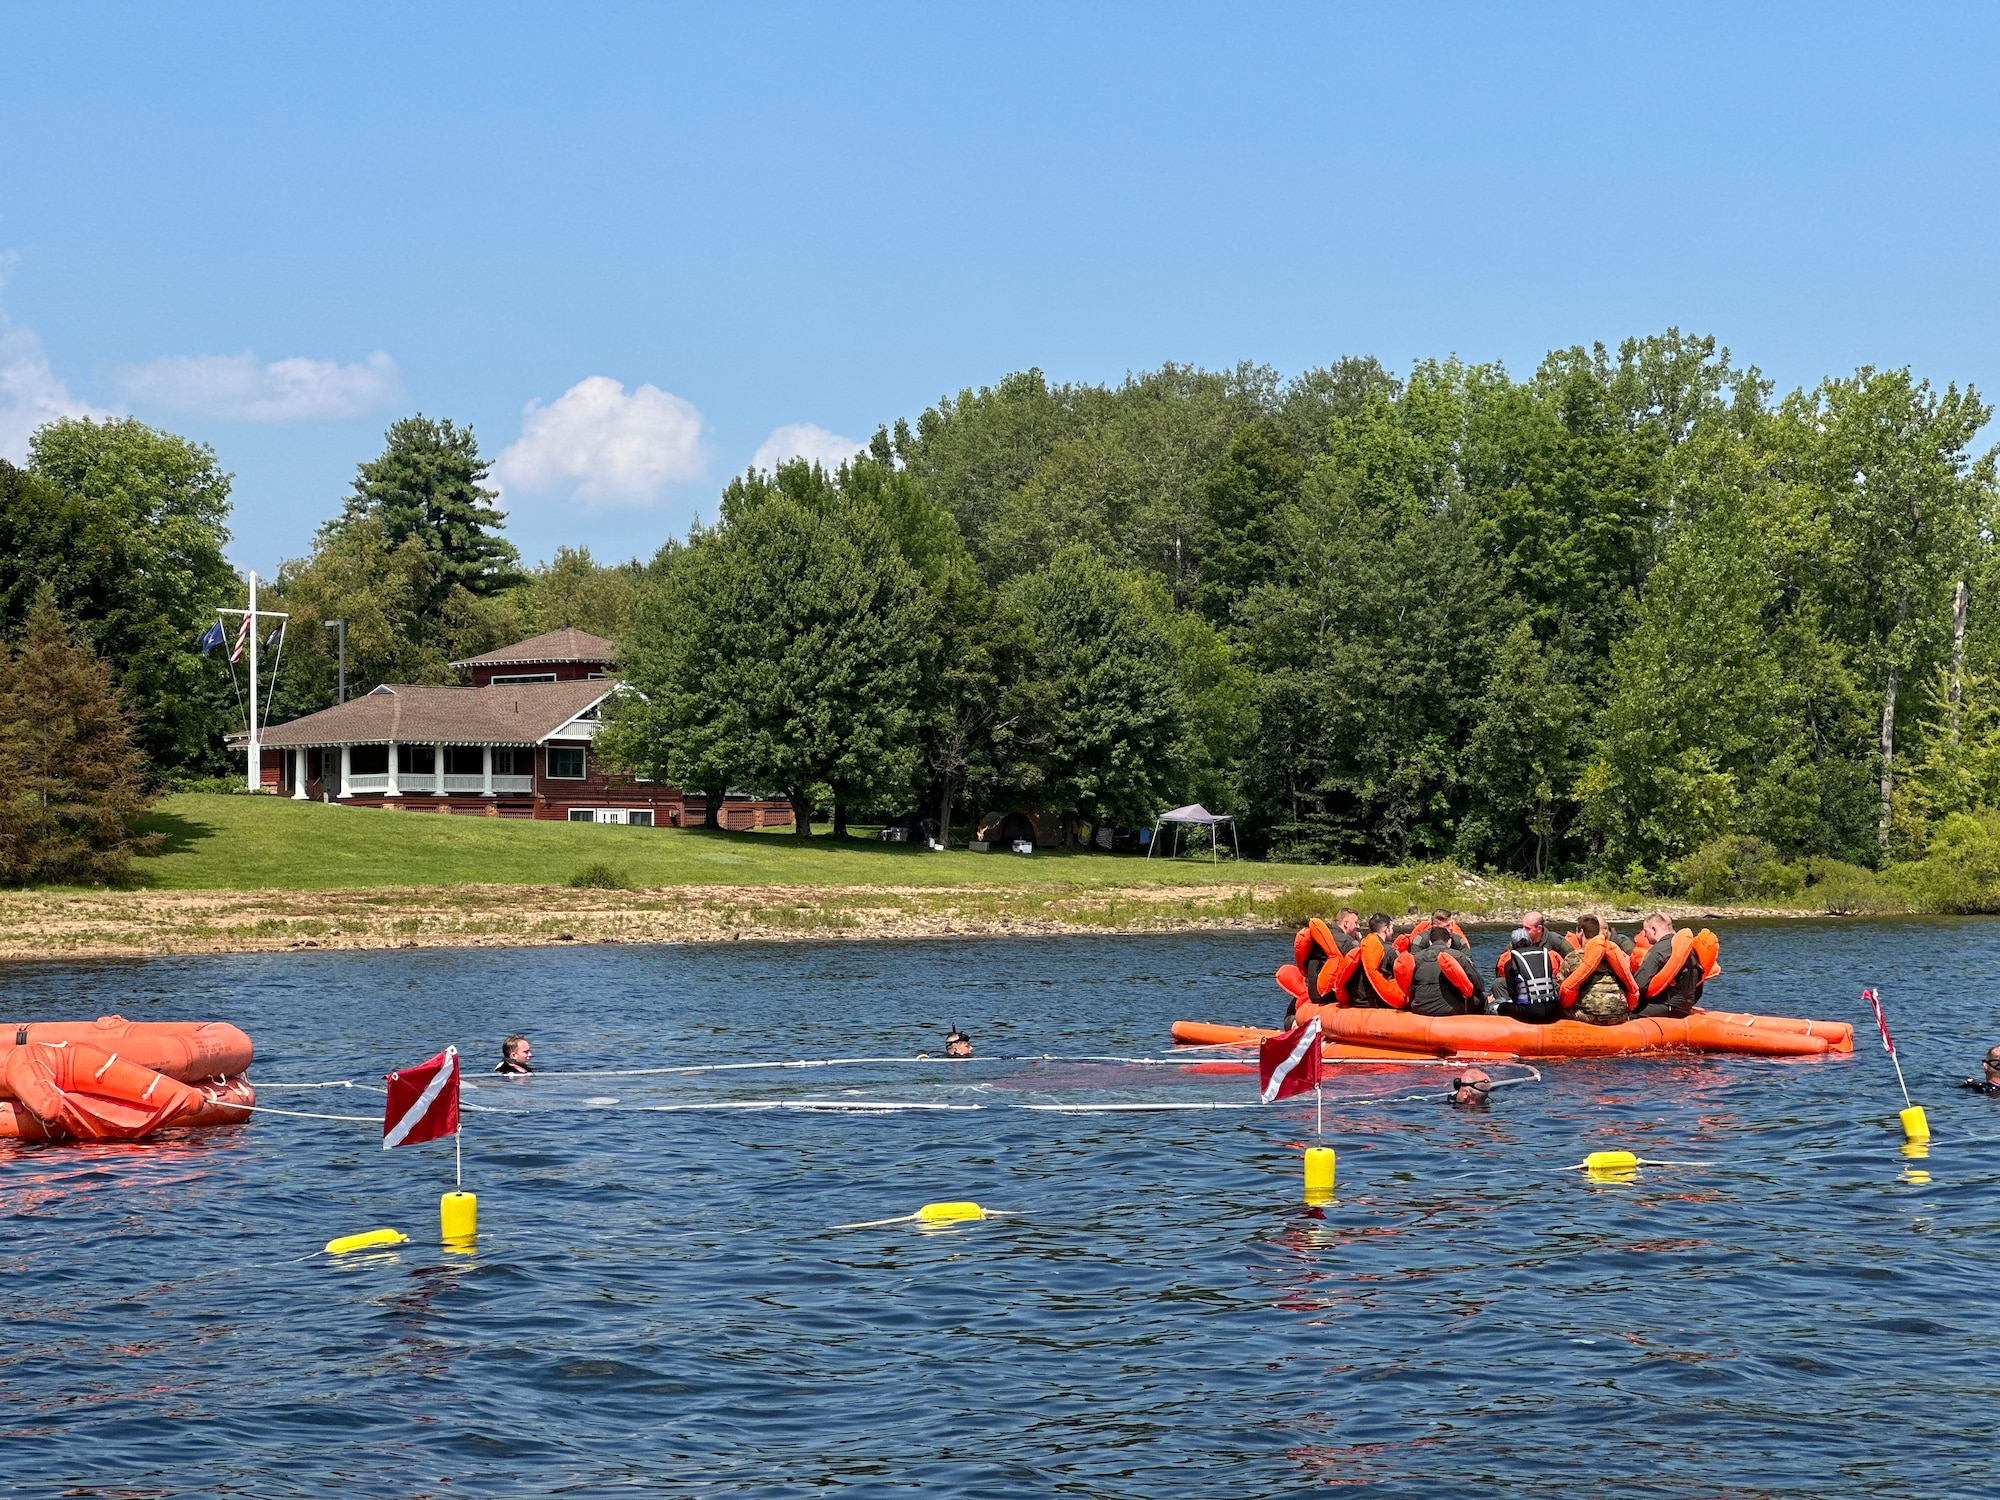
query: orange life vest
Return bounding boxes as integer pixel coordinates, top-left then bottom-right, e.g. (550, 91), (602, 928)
(1295, 919), (1362, 1005)
(1397, 917), (1469, 955)
(1559, 936), (1639, 1009)
(1630, 931), (1654, 964)
(1638, 927), (1722, 998)
(1359, 932), (1409, 1009)
(1693, 928), (1721, 981)
(1434, 949), (1477, 999)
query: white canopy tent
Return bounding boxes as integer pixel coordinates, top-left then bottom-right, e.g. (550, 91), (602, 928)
(1147, 803), (1240, 862)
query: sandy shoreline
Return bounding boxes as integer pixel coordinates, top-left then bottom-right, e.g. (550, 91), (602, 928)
(0, 881), (1864, 962)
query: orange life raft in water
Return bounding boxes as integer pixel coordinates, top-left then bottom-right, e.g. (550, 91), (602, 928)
(1, 1017), (255, 1142)
(1172, 1003), (1854, 1060)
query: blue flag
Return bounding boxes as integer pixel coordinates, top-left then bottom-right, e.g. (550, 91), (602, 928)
(198, 621), (226, 656)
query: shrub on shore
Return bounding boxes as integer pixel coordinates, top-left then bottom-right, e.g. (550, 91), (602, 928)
(567, 862), (631, 890)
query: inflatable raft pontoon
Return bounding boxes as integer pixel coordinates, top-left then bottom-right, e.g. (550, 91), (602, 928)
(1173, 1003), (1855, 1060)
(1, 1017), (255, 1141)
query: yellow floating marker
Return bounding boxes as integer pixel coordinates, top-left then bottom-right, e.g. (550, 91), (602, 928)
(1899, 1105), (1930, 1143)
(1582, 1150), (1639, 1172)
(1302, 1146), (1336, 1205)
(916, 1200), (985, 1223)
(325, 1228), (408, 1255)
(441, 1190), (478, 1241)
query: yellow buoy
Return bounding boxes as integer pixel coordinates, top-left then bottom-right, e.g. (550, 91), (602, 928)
(441, 1190), (478, 1241)
(1303, 1146), (1336, 1205)
(1583, 1150), (1639, 1172)
(916, 1200), (985, 1223)
(325, 1228), (408, 1254)
(1898, 1105), (1930, 1142)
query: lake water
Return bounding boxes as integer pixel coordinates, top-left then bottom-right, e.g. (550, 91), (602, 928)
(3, 921), (1998, 1499)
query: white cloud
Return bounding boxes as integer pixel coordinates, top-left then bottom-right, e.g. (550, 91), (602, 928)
(0, 323), (114, 463)
(114, 349), (402, 422)
(750, 422), (866, 476)
(493, 375), (707, 507)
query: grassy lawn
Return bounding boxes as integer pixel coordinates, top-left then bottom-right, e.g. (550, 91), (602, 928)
(132, 794), (1364, 892)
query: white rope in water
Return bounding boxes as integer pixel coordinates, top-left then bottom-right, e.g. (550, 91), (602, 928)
(234, 1056), (1542, 1126)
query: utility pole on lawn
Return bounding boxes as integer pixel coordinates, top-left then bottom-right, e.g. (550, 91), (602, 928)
(217, 572), (289, 792)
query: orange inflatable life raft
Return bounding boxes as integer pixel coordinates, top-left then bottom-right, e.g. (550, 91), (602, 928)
(1, 1017), (255, 1142)
(1172, 1004), (1855, 1061)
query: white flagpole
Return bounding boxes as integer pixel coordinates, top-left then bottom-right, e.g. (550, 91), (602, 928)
(245, 570), (260, 792)
(1316, 1082), (1323, 1136)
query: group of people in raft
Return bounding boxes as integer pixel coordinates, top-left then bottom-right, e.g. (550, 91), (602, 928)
(1281, 908), (1722, 1029)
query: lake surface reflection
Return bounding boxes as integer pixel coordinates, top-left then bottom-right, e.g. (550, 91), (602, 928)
(3, 921), (1998, 1498)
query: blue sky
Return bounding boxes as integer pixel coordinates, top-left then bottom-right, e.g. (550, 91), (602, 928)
(4, 3), (1997, 575)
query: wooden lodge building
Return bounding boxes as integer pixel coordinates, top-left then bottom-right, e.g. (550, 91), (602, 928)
(252, 628), (792, 829)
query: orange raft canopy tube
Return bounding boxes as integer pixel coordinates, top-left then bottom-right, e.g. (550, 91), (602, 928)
(0, 1016), (255, 1142)
(1171, 1005), (1854, 1061)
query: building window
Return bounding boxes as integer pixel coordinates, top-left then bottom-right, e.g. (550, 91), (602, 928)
(492, 747), (516, 775)
(568, 807), (596, 822)
(491, 672), (558, 684)
(350, 744), (389, 776)
(444, 745), (484, 775)
(547, 746), (585, 779)
(398, 744), (435, 775)
(627, 809), (654, 827)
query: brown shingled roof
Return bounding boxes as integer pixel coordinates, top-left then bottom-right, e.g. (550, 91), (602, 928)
(260, 679), (613, 748)
(450, 627), (618, 669)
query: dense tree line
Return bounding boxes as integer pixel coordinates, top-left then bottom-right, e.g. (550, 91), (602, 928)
(6, 328), (2000, 900)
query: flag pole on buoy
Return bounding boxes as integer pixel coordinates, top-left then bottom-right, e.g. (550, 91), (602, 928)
(383, 1044), (477, 1241)
(1863, 989), (1929, 1142)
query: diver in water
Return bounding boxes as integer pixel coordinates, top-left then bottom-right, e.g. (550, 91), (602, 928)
(1960, 1045), (2000, 1094)
(944, 1026), (973, 1059)
(494, 1035), (533, 1074)
(1447, 1068), (1492, 1108)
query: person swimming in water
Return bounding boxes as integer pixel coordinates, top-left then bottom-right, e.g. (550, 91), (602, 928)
(1447, 1068), (1492, 1108)
(944, 1026), (973, 1058)
(494, 1035), (532, 1074)
(1960, 1044), (2000, 1095)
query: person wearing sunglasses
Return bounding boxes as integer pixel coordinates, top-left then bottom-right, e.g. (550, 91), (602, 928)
(1447, 1068), (1492, 1108)
(944, 1027), (973, 1059)
(1960, 1046), (2000, 1095)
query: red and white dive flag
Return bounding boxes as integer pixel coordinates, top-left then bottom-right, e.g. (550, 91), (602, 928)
(383, 1046), (460, 1149)
(1862, 988), (1896, 1055)
(1259, 1015), (1323, 1103)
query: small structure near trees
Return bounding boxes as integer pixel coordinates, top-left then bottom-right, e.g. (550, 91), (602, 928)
(1148, 803), (1239, 862)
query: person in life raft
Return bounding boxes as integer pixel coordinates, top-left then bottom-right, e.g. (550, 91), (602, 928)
(1287, 908), (1721, 1029)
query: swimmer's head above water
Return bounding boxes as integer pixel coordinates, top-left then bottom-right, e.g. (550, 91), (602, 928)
(1448, 1068), (1491, 1108)
(944, 1027), (972, 1059)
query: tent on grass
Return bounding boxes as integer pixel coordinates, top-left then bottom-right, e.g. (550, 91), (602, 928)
(1148, 803), (1240, 862)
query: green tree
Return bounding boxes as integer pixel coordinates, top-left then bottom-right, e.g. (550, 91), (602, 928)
(602, 496), (930, 835)
(0, 589), (157, 885)
(1003, 548), (1190, 828)
(1762, 369), (1994, 857)
(4, 419), (238, 778)
(337, 416), (521, 612)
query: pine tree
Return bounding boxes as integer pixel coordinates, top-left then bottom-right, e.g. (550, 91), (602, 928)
(340, 416), (522, 610)
(0, 588), (158, 885)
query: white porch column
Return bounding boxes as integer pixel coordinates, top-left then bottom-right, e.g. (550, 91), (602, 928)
(339, 744), (352, 798)
(481, 745), (494, 797)
(434, 743), (446, 797)
(292, 746), (308, 800)
(385, 740), (401, 797)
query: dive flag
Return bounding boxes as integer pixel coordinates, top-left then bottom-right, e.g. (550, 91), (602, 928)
(1862, 988), (1896, 1055)
(198, 621), (226, 656)
(383, 1046), (460, 1149)
(1258, 1015), (1323, 1103)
